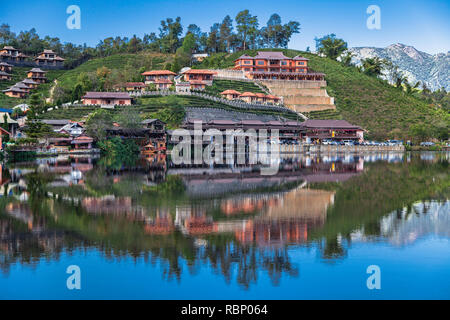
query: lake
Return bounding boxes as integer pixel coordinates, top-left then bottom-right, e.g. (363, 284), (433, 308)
(0, 152), (449, 299)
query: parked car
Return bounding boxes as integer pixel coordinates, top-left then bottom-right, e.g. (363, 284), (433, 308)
(420, 142), (435, 146)
(342, 140), (354, 146)
(387, 140), (403, 146)
(322, 139), (334, 145)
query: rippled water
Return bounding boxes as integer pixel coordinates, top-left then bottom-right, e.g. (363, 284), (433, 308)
(0, 152), (449, 299)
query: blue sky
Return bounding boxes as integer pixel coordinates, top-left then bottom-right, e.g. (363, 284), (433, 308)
(1, 0), (449, 54)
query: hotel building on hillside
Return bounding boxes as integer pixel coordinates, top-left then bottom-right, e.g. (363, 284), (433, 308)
(2, 86), (28, 98)
(0, 62), (13, 73)
(34, 49), (65, 67)
(27, 68), (47, 83)
(141, 70), (176, 90)
(0, 46), (28, 63)
(81, 92), (132, 106)
(181, 69), (216, 90)
(21, 78), (40, 89)
(0, 71), (12, 81)
(234, 51), (325, 81)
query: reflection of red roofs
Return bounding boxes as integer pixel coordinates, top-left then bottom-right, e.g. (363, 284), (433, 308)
(144, 217), (174, 235)
(184, 217), (214, 235)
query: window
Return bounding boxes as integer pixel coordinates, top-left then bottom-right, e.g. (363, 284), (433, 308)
(119, 100), (125, 105)
(297, 61), (304, 65)
(244, 60), (251, 64)
(257, 61), (264, 65)
(281, 61), (287, 66)
(91, 100), (97, 104)
(244, 68), (251, 71)
(281, 69), (287, 72)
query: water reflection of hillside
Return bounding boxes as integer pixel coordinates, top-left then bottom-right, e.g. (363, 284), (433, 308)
(1, 152), (448, 287)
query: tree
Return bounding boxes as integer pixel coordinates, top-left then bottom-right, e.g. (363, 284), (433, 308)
(315, 34), (347, 60)
(85, 109), (113, 141)
(340, 51), (354, 67)
(219, 15), (234, 52)
(116, 108), (142, 129)
(159, 17), (183, 53)
(71, 83), (84, 102)
(207, 23), (220, 53)
(361, 57), (384, 77)
(235, 10), (258, 50)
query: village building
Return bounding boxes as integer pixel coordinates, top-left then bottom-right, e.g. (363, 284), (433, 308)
(0, 109), (18, 136)
(191, 53), (209, 63)
(0, 71), (12, 81)
(57, 122), (84, 136)
(220, 89), (241, 100)
(141, 70), (176, 90)
(71, 135), (94, 150)
(181, 69), (216, 90)
(34, 49), (65, 67)
(0, 127), (11, 151)
(13, 82), (31, 93)
(40, 119), (71, 131)
(114, 82), (147, 92)
(81, 92), (132, 106)
(0, 62), (13, 73)
(0, 46), (28, 63)
(2, 86), (28, 98)
(299, 120), (364, 143)
(238, 92), (257, 103)
(175, 82), (191, 94)
(141, 119), (167, 154)
(20, 78), (40, 89)
(234, 51), (325, 81)
(27, 68), (47, 83)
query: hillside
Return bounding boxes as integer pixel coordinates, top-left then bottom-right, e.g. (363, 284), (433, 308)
(0, 67), (65, 108)
(197, 48), (450, 140)
(56, 52), (172, 90)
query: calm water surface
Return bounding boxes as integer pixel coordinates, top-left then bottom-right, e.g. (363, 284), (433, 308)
(0, 152), (449, 299)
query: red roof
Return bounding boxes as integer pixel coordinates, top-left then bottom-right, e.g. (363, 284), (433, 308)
(221, 90), (241, 95)
(0, 127), (11, 136)
(239, 92), (257, 97)
(141, 70), (176, 76)
(266, 95), (280, 100)
(182, 69), (216, 75)
(255, 93), (266, 98)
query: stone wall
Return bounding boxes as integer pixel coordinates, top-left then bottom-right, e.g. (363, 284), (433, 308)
(260, 80), (336, 113)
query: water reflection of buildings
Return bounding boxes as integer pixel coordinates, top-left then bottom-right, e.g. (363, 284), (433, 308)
(172, 186), (335, 247)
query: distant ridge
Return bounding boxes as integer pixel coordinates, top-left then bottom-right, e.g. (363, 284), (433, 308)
(350, 43), (449, 91)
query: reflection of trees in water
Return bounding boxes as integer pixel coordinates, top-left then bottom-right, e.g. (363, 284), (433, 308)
(199, 243), (298, 289)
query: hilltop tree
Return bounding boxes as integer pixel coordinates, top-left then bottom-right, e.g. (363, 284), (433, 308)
(260, 14), (300, 48)
(159, 17), (183, 53)
(219, 15), (234, 52)
(235, 10), (259, 50)
(315, 34), (347, 60)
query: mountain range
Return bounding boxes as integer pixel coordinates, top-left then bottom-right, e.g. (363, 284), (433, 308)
(349, 43), (449, 91)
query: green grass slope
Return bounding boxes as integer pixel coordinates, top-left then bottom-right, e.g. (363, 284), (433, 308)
(56, 52), (172, 90)
(197, 49), (450, 140)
